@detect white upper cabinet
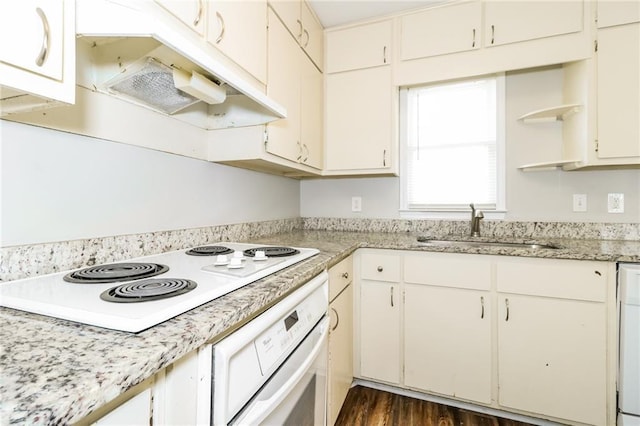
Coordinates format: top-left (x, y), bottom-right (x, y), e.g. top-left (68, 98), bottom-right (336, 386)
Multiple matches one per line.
top-left (300, 54), bottom-right (323, 169)
top-left (0, 0), bottom-right (75, 110)
top-left (207, 0), bottom-right (268, 84)
top-left (325, 20), bottom-right (392, 73)
top-left (269, 0), bottom-right (323, 69)
top-left (597, 0), bottom-right (640, 28)
top-left (300, 2), bottom-right (323, 70)
top-left (266, 8), bottom-right (302, 164)
top-left (596, 22), bottom-right (640, 160)
top-left (484, 1), bottom-right (584, 47)
top-left (154, 0), bottom-right (206, 35)
top-left (400, 1), bottom-right (482, 60)
top-left (0, 0), bottom-right (64, 80)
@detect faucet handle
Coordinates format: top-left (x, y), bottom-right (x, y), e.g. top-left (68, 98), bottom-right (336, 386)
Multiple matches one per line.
top-left (476, 210), bottom-right (484, 218)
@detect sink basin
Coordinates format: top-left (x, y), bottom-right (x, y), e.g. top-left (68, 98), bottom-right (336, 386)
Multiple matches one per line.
top-left (416, 238), bottom-right (559, 250)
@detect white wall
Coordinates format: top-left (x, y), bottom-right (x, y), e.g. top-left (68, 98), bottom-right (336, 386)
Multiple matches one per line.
top-left (301, 67), bottom-right (640, 223)
top-left (0, 121), bottom-right (300, 246)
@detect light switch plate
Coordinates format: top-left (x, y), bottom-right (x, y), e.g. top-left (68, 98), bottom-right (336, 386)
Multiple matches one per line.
top-left (608, 193), bottom-right (624, 213)
top-left (573, 194), bottom-right (587, 212)
top-left (351, 196), bottom-right (362, 212)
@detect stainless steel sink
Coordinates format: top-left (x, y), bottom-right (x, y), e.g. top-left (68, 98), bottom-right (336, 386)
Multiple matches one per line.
top-left (416, 238), bottom-right (559, 250)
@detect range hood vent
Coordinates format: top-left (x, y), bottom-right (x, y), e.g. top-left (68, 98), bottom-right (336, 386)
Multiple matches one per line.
top-left (75, 0), bottom-right (286, 129)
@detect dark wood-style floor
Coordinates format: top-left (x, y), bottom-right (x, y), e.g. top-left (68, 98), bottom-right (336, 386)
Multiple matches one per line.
top-left (335, 386), bottom-right (535, 426)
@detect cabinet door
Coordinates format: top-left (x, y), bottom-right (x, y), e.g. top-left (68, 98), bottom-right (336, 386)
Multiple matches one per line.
top-left (497, 295), bottom-right (607, 425)
top-left (154, 0), bottom-right (205, 35)
top-left (325, 66), bottom-right (393, 171)
top-left (404, 284), bottom-right (491, 404)
top-left (400, 1), bottom-right (482, 61)
top-left (208, 0), bottom-right (267, 84)
top-left (596, 23), bottom-right (640, 159)
top-left (359, 280), bottom-right (400, 384)
top-left (0, 0), bottom-right (64, 80)
top-left (597, 0), bottom-right (640, 28)
top-left (268, 0), bottom-right (301, 40)
top-left (328, 283), bottom-right (353, 425)
top-left (484, 1), bottom-right (583, 47)
top-left (93, 388), bottom-right (152, 425)
top-left (266, 8), bottom-right (301, 162)
top-left (326, 20), bottom-right (392, 73)
top-left (300, 54), bottom-right (323, 169)
top-left (301, 1), bottom-right (323, 70)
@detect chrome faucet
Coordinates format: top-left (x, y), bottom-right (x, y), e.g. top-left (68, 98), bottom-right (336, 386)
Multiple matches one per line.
top-left (470, 203), bottom-right (484, 237)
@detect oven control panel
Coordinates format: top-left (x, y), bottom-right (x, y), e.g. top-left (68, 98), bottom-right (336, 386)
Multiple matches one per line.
top-left (254, 285), bottom-right (326, 376)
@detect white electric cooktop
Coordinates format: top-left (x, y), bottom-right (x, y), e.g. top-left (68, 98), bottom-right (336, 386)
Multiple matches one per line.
top-left (0, 242), bottom-right (319, 332)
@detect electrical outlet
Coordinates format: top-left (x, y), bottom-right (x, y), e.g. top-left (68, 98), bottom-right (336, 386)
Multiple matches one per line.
top-left (573, 194), bottom-right (587, 212)
top-left (351, 196), bottom-right (362, 212)
top-left (608, 193), bottom-right (624, 213)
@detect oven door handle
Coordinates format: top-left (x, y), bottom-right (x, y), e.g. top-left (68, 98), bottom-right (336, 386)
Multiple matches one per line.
top-left (234, 317), bottom-right (329, 425)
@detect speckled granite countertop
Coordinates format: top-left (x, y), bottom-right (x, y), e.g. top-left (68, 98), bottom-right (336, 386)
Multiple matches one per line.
top-left (1, 230), bottom-right (639, 425)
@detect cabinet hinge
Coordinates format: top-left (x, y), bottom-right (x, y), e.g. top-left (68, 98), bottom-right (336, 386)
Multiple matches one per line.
top-left (595, 139), bottom-right (599, 152)
top-left (264, 130), bottom-right (268, 148)
top-left (594, 40), bottom-right (598, 52)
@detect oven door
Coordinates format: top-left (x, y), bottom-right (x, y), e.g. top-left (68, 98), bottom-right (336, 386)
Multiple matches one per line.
top-left (231, 316), bottom-right (329, 426)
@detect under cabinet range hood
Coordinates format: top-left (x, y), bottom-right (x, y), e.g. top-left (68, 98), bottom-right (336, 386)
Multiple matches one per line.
top-left (74, 0), bottom-right (286, 129)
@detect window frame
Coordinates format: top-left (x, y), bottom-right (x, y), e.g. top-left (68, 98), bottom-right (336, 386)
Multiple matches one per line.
top-left (399, 73), bottom-right (506, 219)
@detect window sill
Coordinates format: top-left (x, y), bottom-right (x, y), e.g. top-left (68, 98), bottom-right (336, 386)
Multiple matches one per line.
top-left (399, 210), bottom-right (507, 220)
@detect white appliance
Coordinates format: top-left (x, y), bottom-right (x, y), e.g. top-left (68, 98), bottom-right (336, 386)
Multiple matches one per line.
top-left (619, 263), bottom-right (640, 425)
top-left (199, 272), bottom-right (328, 426)
top-left (0, 242), bottom-right (319, 333)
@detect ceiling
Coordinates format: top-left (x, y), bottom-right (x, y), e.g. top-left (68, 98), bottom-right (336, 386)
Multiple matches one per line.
top-left (308, 0), bottom-right (444, 28)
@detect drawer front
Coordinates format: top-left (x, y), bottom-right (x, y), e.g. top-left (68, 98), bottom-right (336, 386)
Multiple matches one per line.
top-left (360, 251), bottom-right (401, 282)
top-left (496, 258), bottom-right (609, 302)
top-left (329, 255), bottom-right (353, 301)
top-left (404, 252), bottom-right (492, 291)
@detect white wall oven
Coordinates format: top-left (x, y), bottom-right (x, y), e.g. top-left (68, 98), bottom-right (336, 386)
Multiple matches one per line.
top-left (198, 272), bottom-right (329, 425)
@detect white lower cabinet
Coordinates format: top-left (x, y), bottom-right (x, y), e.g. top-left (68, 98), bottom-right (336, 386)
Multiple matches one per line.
top-left (404, 285), bottom-right (491, 404)
top-left (357, 250), bottom-right (402, 384)
top-left (328, 256), bottom-right (354, 425)
top-left (403, 251), bottom-right (492, 404)
top-left (496, 257), bottom-right (610, 425)
top-left (328, 283), bottom-right (353, 425)
top-left (355, 249), bottom-right (616, 426)
top-left (359, 280), bottom-right (401, 384)
top-left (91, 387), bottom-right (152, 426)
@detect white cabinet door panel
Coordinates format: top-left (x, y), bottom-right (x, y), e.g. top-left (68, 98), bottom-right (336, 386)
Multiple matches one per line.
top-left (326, 20), bottom-right (392, 73)
top-left (400, 1), bottom-right (482, 60)
top-left (485, 1), bottom-right (583, 47)
top-left (404, 284), bottom-right (491, 404)
top-left (497, 294), bottom-right (607, 425)
top-left (359, 280), bottom-right (400, 384)
top-left (325, 66), bottom-right (393, 171)
top-left (597, 23), bottom-right (640, 159)
top-left (0, 0), bottom-right (64, 80)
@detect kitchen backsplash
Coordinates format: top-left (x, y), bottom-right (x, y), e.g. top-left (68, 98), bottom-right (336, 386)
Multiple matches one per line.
top-left (302, 218), bottom-right (640, 241)
top-left (1, 218), bottom-right (638, 282)
top-left (0, 218), bottom-right (302, 282)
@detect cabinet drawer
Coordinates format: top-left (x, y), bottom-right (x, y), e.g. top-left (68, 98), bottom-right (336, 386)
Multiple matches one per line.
top-left (404, 252), bottom-right (491, 291)
top-left (329, 255), bottom-right (353, 301)
top-left (360, 251), bottom-right (401, 282)
top-left (496, 258), bottom-right (609, 302)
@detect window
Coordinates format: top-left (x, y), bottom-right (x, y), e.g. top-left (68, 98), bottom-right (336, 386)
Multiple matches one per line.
top-left (400, 75), bottom-right (505, 216)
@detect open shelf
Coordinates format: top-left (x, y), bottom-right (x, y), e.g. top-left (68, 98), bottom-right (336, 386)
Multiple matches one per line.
top-left (518, 159), bottom-right (582, 172)
top-left (517, 104), bottom-right (582, 123)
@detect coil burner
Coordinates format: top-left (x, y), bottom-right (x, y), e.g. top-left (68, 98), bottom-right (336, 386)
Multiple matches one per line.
top-left (186, 246), bottom-right (234, 256)
top-left (64, 263), bottom-right (169, 283)
top-left (243, 247), bottom-right (300, 258)
top-left (100, 278), bottom-right (197, 303)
